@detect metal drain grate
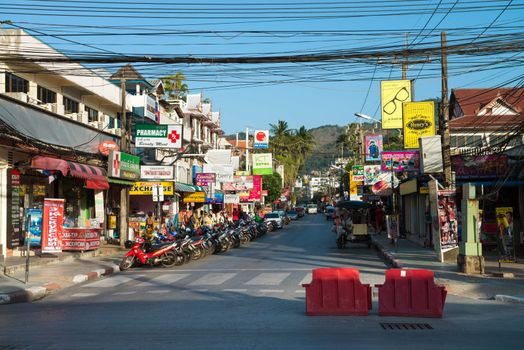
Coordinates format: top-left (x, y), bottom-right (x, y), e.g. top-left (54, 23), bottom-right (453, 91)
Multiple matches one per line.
top-left (381, 323), bottom-right (433, 330)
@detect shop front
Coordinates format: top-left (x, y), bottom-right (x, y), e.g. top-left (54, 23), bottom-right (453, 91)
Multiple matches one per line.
top-left (129, 181), bottom-right (175, 235)
top-left (400, 178), bottom-right (430, 247)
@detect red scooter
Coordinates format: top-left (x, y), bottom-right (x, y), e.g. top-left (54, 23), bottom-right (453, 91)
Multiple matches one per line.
top-left (119, 237), bottom-right (178, 271)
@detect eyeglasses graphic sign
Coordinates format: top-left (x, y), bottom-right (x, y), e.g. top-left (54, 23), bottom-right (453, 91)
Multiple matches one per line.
top-left (380, 80), bottom-right (412, 129)
top-left (402, 101), bottom-right (436, 149)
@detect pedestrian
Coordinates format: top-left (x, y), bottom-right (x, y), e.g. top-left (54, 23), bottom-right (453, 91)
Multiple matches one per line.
top-left (497, 213), bottom-right (508, 257)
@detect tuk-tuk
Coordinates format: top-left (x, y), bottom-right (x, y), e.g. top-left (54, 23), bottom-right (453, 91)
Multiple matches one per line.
top-left (334, 200), bottom-right (374, 249)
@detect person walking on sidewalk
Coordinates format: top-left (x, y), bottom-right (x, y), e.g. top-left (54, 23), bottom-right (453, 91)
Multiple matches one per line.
top-left (497, 213), bottom-right (509, 258)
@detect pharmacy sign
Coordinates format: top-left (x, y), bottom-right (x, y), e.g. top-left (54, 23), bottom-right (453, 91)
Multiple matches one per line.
top-left (135, 124), bottom-right (183, 149)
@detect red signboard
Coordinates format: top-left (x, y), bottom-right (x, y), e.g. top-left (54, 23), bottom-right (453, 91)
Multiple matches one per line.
top-left (42, 198), bottom-right (65, 253)
top-left (62, 228), bottom-right (101, 251)
top-left (248, 175), bottom-right (262, 202)
top-left (98, 140), bottom-right (119, 156)
top-left (451, 155), bottom-right (508, 179)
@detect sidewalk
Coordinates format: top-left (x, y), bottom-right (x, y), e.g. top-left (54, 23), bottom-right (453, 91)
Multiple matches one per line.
top-left (0, 245), bottom-right (125, 305)
top-left (371, 233), bottom-right (524, 303)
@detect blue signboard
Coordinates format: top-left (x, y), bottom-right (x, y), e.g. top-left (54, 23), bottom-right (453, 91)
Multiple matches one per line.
top-left (25, 208), bottom-right (43, 247)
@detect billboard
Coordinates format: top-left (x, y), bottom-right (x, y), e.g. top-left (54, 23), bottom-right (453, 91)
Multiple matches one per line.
top-left (402, 101), bottom-right (436, 149)
top-left (252, 153), bottom-right (273, 175)
top-left (381, 151), bottom-right (420, 172)
top-left (108, 151), bottom-right (140, 180)
top-left (351, 165), bottom-right (364, 182)
top-left (365, 134), bottom-right (383, 161)
top-left (381, 80), bottom-right (411, 129)
top-left (253, 130), bottom-right (269, 149)
top-left (195, 173), bottom-right (216, 186)
top-left (135, 124), bottom-right (183, 149)
top-left (364, 165), bottom-right (381, 185)
top-left (140, 165), bottom-right (174, 180)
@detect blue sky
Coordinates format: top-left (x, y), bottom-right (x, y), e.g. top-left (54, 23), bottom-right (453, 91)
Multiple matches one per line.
top-left (2, 0), bottom-right (523, 134)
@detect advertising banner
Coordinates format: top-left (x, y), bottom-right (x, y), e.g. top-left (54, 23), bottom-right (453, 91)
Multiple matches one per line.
top-left (451, 155), bottom-right (507, 179)
top-left (252, 153), bottom-right (273, 175)
top-left (248, 175), bottom-right (262, 202)
top-left (140, 165), bottom-right (174, 180)
top-left (496, 207), bottom-right (514, 235)
top-left (351, 165), bottom-right (364, 182)
top-left (135, 124), bottom-right (183, 149)
top-left (25, 208), bottom-right (43, 247)
top-left (183, 192), bottom-right (206, 203)
top-left (195, 173), bottom-right (216, 186)
top-left (364, 165), bottom-right (381, 185)
top-left (206, 192), bottom-right (224, 204)
top-left (381, 80), bottom-right (411, 129)
top-left (108, 150), bottom-right (140, 180)
top-left (371, 172), bottom-right (399, 196)
top-left (42, 198), bottom-right (65, 253)
top-left (437, 190), bottom-right (459, 250)
top-left (130, 182), bottom-right (174, 195)
top-left (62, 228), bottom-right (101, 251)
top-left (365, 134), bottom-right (383, 161)
top-left (381, 151), bottom-right (420, 172)
top-left (224, 194), bottom-right (240, 204)
top-left (9, 169), bottom-right (21, 248)
top-left (402, 101), bottom-right (436, 149)
top-left (254, 130), bottom-right (269, 149)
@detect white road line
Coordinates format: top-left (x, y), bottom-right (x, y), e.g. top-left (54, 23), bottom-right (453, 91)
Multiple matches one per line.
top-left (222, 289), bottom-right (248, 293)
top-left (299, 273), bottom-right (312, 286)
top-left (146, 290), bottom-right (170, 294)
top-left (245, 273), bottom-right (290, 286)
top-left (259, 289), bottom-right (284, 293)
top-left (136, 274), bottom-right (189, 287)
top-left (71, 293), bottom-right (98, 298)
top-left (189, 273), bottom-right (237, 286)
top-left (112, 291), bottom-right (137, 296)
top-left (192, 289), bottom-right (209, 292)
top-left (295, 290), bottom-right (305, 293)
top-left (82, 275), bottom-right (144, 288)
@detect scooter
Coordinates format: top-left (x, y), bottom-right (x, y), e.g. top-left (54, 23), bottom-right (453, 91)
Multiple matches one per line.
top-left (119, 237), bottom-right (177, 271)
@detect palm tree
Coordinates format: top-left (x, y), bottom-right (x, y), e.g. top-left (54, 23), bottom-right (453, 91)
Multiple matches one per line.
top-left (161, 71), bottom-right (189, 99)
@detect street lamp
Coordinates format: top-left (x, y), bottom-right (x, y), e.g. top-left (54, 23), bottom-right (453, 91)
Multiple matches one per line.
top-left (354, 113), bottom-right (381, 123)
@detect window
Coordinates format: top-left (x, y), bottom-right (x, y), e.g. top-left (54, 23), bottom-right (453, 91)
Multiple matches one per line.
top-left (85, 106), bottom-right (99, 122)
top-left (5, 73), bottom-right (28, 93)
top-left (464, 135), bottom-right (482, 148)
top-left (37, 85), bottom-right (56, 104)
top-left (63, 96), bottom-right (79, 114)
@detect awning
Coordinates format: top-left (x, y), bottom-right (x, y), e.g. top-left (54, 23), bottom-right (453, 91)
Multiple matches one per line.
top-left (190, 185), bottom-right (206, 192)
top-left (175, 182), bottom-right (195, 193)
top-left (31, 156), bottom-right (109, 190)
top-left (108, 178), bottom-right (136, 186)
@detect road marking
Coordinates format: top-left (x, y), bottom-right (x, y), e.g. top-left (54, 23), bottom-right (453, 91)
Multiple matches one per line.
top-left (192, 289), bottom-right (209, 292)
top-left (222, 289), bottom-right (247, 293)
top-left (71, 293), bottom-right (97, 298)
top-left (189, 273), bottom-right (237, 286)
top-left (146, 290), bottom-right (170, 294)
top-left (299, 273), bottom-right (312, 286)
top-left (259, 289), bottom-right (284, 293)
top-left (112, 291), bottom-right (137, 296)
top-left (295, 290), bottom-right (305, 293)
top-left (82, 275), bottom-right (144, 288)
top-left (245, 273), bottom-right (290, 285)
top-left (136, 274), bottom-right (189, 287)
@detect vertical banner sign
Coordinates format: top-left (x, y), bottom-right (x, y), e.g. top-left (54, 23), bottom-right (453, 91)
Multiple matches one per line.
top-left (252, 153), bottom-right (273, 175)
top-left (25, 208), bottom-right (43, 247)
top-left (253, 130), bottom-right (269, 149)
top-left (365, 134), bottom-right (383, 161)
top-left (402, 101), bottom-right (436, 149)
top-left (381, 80), bottom-right (411, 129)
top-left (42, 198), bottom-right (65, 253)
top-left (248, 175), bottom-right (262, 201)
top-left (8, 169), bottom-right (21, 248)
top-left (94, 190), bottom-right (105, 224)
top-left (351, 165), bottom-right (364, 181)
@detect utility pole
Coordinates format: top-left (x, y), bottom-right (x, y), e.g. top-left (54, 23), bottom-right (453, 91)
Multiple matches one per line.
top-left (119, 78), bottom-right (128, 247)
top-left (402, 32), bottom-right (408, 80)
top-left (440, 32), bottom-right (452, 186)
top-left (245, 127), bottom-right (249, 172)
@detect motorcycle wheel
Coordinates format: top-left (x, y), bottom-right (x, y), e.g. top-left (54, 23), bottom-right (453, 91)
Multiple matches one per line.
top-left (161, 252), bottom-right (177, 267)
top-left (191, 247), bottom-right (203, 260)
top-left (174, 252), bottom-right (185, 266)
top-left (119, 256), bottom-right (135, 271)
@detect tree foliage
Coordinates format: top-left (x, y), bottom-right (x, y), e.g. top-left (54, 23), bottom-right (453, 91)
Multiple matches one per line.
top-left (161, 71), bottom-right (189, 99)
top-left (262, 172), bottom-right (283, 204)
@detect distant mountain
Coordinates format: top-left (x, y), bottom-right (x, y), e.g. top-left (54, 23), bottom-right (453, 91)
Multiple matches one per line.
top-left (302, 125), bottom-right (346, 173)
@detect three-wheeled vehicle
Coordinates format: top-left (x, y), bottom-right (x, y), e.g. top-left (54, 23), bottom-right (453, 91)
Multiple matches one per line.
top-left (334, 200), bottom-right (373, 249)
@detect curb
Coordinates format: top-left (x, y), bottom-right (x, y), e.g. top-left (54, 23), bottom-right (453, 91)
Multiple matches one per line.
top-left (371, 235), bottom-right (402, 269)
top-left (0, 264), bottom-right (120, 306)
top-left (494, 294), bottom-right (524, 304)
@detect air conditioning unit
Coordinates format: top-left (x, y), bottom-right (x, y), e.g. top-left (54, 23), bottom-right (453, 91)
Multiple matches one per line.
top-left (5, 92), bottom-right (29, 103)
top-left (97, 121), bottom-right (105, 130)
top-left (66, 112), bottom-right (77, 120)
top-left (114, 128), bottom-right (122, 136)
top-left (88, 121), bottom-right (99, 129)
top-left (77, 111), bottom-right (88, 124)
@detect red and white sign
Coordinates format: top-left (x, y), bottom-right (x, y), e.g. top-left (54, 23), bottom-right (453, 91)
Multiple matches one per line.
top-left (254, 130), bottom-right (269, 149)
top-left (42, 198), bottom-right (64, 253)
top-left (109, 150), bottom-right (121, 178)
top-left (98, 140), bottom-right (119, 156)
top-left (62, 228), bottom-right (101, 251)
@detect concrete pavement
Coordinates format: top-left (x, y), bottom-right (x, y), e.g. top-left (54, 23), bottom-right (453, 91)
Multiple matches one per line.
top-left (371, 233), bottom-right (524, 303)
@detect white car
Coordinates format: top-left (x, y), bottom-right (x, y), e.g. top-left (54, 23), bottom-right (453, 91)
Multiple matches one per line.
top-left (307, 204), bottom-right (318, 214)
top-left (264, 212), bottom-right (284, 229)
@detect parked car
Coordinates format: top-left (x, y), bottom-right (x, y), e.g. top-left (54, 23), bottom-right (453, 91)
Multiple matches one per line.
top-left (325, 206), bottom-right (335, 220)
top-left (264, 212), bottom-right (284, 229)
top-left (277, 210), bottom-right (291, 225)
top-left (295, 207), bottom-right (305, 217)
top-left (287, 210), bottom-right (299, 220)
top-left (307, 204), bottom-right (318, 214)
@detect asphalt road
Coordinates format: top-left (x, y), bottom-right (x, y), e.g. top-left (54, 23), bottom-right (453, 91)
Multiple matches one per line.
top-left (1, 214), bottom-right (523, 349)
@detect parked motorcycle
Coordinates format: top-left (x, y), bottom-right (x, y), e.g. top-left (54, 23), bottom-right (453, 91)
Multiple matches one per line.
top-left (119, 237), bottom-right (177, 271)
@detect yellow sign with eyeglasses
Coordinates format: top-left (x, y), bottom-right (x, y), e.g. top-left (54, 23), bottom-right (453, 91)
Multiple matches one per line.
top-left (381, 80), bottom-right (411, 129)
top-left (402, 101), bottom-right (436, 149)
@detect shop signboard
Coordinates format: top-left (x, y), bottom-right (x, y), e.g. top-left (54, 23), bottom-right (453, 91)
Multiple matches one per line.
top-left (135, 124), bottom-right (183, 149)
top-left (183, 191), bottom-right (206, 203)
top-left (364, 165), bottom-right (381, 185)
top-left (62, 228), bottom-right (101, 251)
top-left (248, 175), bottom-right (262, 202)
top-left (253, 130), bottom-right (269, 149)
top-left (8, 169), bottom-right (21, 248)
top-left (206, 192), bottom-right (224, 204)
top-left (437, 190), bottom-right (459, 250)
top-left (130, 181), bottom-right (174, 195)
top-left (496, 207), bottom-right (514, 236)
top-left (365, 134), bottom-right (383, 161)
top-left (252, 153), bottom-right (273, 175)
top-left (196, 173), bottom-right (216, 186)
top-left (371, 172), bottom-right (399, 196)
top-left (94, 190), bottom-right (105, 224)
top-left (108, 150), bottom-right (140, 180)
top-left (351, 165), bottom-right (364, 182)
top-left (451, 155), bottom-right (507, 179)
top-left (402, 101), bottom-right (436, 149)
top-left (140, 165), bottom-right (174, 180)
top-left (41, 198), bottom-right (65, 254)
top-left (224, 194), bottom-right (240, 204)
top-left (98, 140), bottom-right (119, 156)
top-left (381, 79), bottom-right (411, 129)
top-left (381, 151), bottom-right (420, 172)
top-left (25, 208), bottom-right (42, 247)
